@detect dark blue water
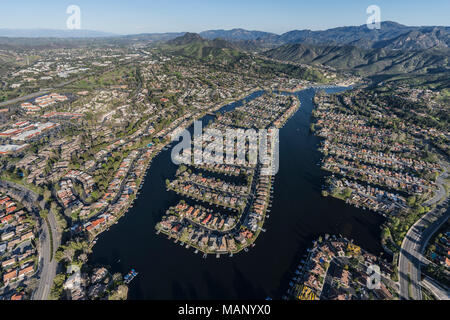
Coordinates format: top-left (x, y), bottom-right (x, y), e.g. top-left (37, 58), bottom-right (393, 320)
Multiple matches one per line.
top-left (89, 88), bottom-right (385, 299)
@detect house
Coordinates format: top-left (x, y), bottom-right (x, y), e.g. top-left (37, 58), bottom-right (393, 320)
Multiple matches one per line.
top-left (1, 215), bottom-right (14, 224)
top-left (64, 270), bottom-right (82, 290)
top-left (3, 269), bottom-right (17, 283)
top-left (1, 231), bottom-right (15, 241)
top-left (10, 292), bottom-right (25, 300)
top-left (2, 257), bottom-right (16, 268)
top-left (18, 265), bottom-right (34, 278)
top-left (21, 231), bottom-right (34, 241)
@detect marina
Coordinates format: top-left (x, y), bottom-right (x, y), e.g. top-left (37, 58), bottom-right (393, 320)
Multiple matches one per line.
top-left (89, 87), bottom-right (384, 299)
top-left (124, 269), bottom-right (138, 284)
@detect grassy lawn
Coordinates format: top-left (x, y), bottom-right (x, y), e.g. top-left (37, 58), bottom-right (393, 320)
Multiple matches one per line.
top-left (0, 172), bottom-right (44, 196)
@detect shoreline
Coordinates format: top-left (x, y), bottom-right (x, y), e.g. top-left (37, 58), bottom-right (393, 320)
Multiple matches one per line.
top-left (86, 85), bottom-right (387, 300)
top-left (87, 86), bottom-right (343, 257)
top-left (85, 87), bottom-right (267, 252)
top-left (154, 94), bottom-right (300, 257)
top-left (86, 85), bottom-right (341, 257)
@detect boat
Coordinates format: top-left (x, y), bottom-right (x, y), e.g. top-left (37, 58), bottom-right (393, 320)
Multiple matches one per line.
top-left (123, 269), bottom-right (138, 284)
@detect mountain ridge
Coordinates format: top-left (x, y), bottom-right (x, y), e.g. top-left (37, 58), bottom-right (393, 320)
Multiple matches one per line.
top-left (161, 33), bottom-right (244, 62)
top-left (262, 42), bottom-right (450, 76)
top-left (2, 21), bottom-right (449, 51)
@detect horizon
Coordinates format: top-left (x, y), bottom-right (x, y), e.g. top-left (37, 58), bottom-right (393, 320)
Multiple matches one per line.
top-left (0, 20), bottom-right (449, 38)
top-left (0, 0), bottom-right (449, 35)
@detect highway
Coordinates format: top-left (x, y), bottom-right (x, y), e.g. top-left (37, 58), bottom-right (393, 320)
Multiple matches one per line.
top-left (398, 164), bottom-right (448, 300)
top-left (0, 89), bottom-right (51, 108)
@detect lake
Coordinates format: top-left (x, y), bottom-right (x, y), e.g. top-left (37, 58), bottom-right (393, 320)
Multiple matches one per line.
top-left (89, 87), bottom-right (385, 299)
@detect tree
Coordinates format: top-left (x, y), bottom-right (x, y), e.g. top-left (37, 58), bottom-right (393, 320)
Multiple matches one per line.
top-left (113, 273), bottom-right (122, 284)
top-left (43, 188), bottom-right (52, 202)
top-left (407, 196), bottom-right (416, 207)
top-left (413, 205), bottom-right (425, 215)
top-left (49, 274), bottom-right (66, 300)
top-left (40, 209), bottom-right (49, 219)
top-left (342, 188), bottom-right (353, 199)
top-left (50, 202), bottom-right (59, 214)
top-left (381, 227), bottom-right (391, 241)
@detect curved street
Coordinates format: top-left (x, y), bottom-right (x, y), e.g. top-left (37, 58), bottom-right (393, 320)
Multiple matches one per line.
top-left (398, 164), bottom-right (449, 300)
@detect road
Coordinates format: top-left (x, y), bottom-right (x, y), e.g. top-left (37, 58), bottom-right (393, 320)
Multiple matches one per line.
top-left (0, 179), bottom-right (60, 300)
top-left (0, 89), bottom-right (51, 108)
top-left (398, 164), bottom-right (448, 300)
top-left (421, 275), bottom-right (450, 300)
top-left (33, 204), bottom-right (60, 300)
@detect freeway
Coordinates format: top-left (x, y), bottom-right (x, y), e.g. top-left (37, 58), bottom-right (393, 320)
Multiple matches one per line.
top-left (399, 164), bottom-right (449, 300)
top-left (0, 89), bottom-right (51, 108)
top-left (0, 179), bottom-right (60, 300)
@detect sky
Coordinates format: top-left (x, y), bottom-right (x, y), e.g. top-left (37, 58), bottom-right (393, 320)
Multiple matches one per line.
top-left (0, 0), bottom-right (449, 35)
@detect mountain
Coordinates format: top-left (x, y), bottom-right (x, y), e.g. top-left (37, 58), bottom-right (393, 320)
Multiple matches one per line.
top-left (199, 22), bottom-right (450, 51)
top-left (263, 43), bottom-right (450, 76)
top-left (161, 33), bottom-right (327, 82)
top-left (276, 21), bottom-right (414, 46)
top-left (163, 33), bottom-right (244, 62)
top-left (0, 28), bottom-right (117, 38)
top-left (200, 28), bottom-right (277, 41)
top-left (372, 27), bottom-right (450, 50)
top-left (167, 33), bottom-right (205, 46)
top-left (121, 32), bottom-right (185, 42)
top-left (2, 22), bottom-right (449, 50)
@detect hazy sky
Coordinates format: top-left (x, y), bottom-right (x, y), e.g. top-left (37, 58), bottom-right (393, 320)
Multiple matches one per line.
top-left (0, 0), bottom-right (448, 34)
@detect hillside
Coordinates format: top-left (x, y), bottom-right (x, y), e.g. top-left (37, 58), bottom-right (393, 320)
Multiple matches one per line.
top-left (161, 33), bottom-right (245, 62)
top-left (263, 43), bottom-right (450, 76)
top-left (159, 33), bottom-right (327, 82)
top-left (372, 28), bottom-right (450, 50)
top-left (200, 28), bottom-right (278, 42)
